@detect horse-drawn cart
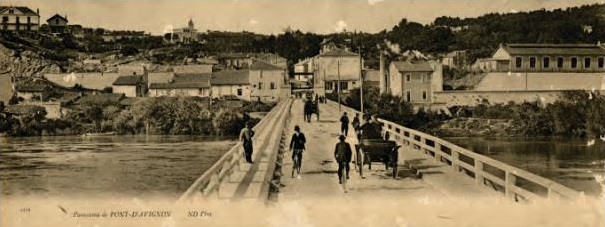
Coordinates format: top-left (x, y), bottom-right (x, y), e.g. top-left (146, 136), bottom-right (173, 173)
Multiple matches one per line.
top-left (355, 139), bottom-right (401, 179)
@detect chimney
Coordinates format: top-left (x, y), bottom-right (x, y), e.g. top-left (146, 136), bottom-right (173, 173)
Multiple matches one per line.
top-left (36, 8), bottom-right (39, 15)
top-left (379, 51), bottom-right (386, 94)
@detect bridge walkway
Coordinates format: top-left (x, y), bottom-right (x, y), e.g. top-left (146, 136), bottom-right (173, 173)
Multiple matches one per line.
top-left (277, 99), bottom-right (496, 201)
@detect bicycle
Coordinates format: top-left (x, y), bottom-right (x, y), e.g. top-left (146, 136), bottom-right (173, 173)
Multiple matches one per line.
top-left (292, 149), bottom-right (302, 178)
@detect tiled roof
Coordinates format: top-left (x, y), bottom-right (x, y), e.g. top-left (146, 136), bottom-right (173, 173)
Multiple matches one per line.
top-left (147, 72), bottom-right (174, 86)
top-left (173, 64), bottom-right (213, 74)
top-left (16, 84), bottom-right (49, 92)
top-left (295, 58), bottom-right (313, 66)
top-left (74, 93), bottom-right (125, 105)
top-left (211, 70), bottom-right (249, 85)
top-left (445, 50), bottom-right (467, 58)
top-left (319, 48), bottom-right (359, 57)
top-left (57, 92), bottom-right (80, 104)
top-left (4, 105), bottom-right (46, 115)
top-left (392, 61), bottom-right (434, 72)
top-left (45, 73), bottom-right (120, 90)
top-left (47, 14), bottom-right (68, 23)
top-left (149, 73), bottom-right (210, 89)
top-left (249, 60), bottom-right (283, 70)
top-left (0, 6), bottom-right (38, 15)
top-left (113, 75), bottom-right (143, 86)
top-left (217, 53), bottom-right (251, 59)
top-left (501, 43), bottom-right (605, 56)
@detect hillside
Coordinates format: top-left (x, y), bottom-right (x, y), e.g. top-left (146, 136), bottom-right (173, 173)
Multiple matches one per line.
top-left (1, 3), bottom-right (603, 76)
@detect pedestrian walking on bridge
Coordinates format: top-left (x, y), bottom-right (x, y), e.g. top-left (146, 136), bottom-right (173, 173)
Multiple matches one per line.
top-left (239, 122), bottom-right (255, 163)
top-left (340, 112), bottom-right (349, 136)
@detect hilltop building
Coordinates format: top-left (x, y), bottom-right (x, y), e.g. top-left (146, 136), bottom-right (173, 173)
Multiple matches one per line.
top-left (46, 14), bottom-right (68, 34)
top-left (171, 19), bottom-right (198, 44)
top-left (0, 6), bottom-right (40, 32)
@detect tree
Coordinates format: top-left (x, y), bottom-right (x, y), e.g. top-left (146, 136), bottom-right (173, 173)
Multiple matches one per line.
top-left (120, 46), bottom-right (139, 56)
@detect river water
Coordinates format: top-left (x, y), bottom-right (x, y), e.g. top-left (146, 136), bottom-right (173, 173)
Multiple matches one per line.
top-left (446, 137), bottom-right (605, 197)
top-left (0, 135), bottom-right (236, 199)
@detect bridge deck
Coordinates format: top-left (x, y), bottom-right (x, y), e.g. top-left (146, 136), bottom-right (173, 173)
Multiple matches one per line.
top-left (278, 99), bottom-right (497, 201)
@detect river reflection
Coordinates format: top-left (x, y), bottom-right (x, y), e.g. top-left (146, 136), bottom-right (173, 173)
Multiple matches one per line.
top-left (0, 135), bottom-right (236, 199)
top-left (446, 137), bottom-right (605, 197)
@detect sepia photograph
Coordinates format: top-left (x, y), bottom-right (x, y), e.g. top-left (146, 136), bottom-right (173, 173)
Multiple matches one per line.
top-left (0, 0), bottom-right (604, 226)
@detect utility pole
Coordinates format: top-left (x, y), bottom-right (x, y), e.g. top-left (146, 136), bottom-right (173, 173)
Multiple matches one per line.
top-left (338, 58), bottom-right (341, 111)
top-left (359, 45), bottom-right (364, 115)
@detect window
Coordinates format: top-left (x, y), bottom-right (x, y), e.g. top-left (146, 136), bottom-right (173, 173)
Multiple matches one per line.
top-left (571, 57), bottom-right (578, 68)
top-left (515, 57), bottom-right (522, 68)
top-left (27, 17), bottom-right (31, 24)
top-left (406, 91), bottom-right (411, 102)
top-left (405, 74), bottom-right (411, 83)
top-left (557, 57), bottom-right (564, 68)
top-left (8, 9), bottom-right (14, 14)
top-left (258, 82), bottom-right (263, 89)
top-left (55, 19), bottom-right (59, 24)
top-left (2, 16), bottom-right (8, 22)
top-left (270, 82), bottom-right (276, 90)
top-left (15, 17), bottom-right (19, 24)
top-left (598, 57), bottom-right (604, 68)
top-left (584, 57), bottom-right (591, 68)
top-left (421, 74), bottom-right (427, 82)
top-left (529, 57), bottom-right (536, 68)
top-left (422, 90), bottom-right (427, 100)
top-left (326, 82), bottom-right (333, 90)
top-left (543, 57), bottom-right (550, 68)
top-left (237, 89), bottom-right (243, 96)
top-left (340, 81), bottom-right (348, 91)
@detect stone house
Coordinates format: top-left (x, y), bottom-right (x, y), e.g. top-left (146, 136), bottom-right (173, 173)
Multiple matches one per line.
top-left (47, 14), bottom-right (68, 34)
top-left (112, 75), bottom-right (146, 97)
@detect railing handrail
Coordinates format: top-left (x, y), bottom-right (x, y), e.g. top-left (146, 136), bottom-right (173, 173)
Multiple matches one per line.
top-left (178, 100), bottom-right (288, 201)
top-left (329, 100), bottom-right (582, 202)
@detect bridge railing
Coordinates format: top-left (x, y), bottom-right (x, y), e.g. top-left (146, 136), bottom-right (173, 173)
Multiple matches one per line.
top-left (178, 100), bottom-right (290, 202)
top-left (330, 100), bottom-right (582, 202)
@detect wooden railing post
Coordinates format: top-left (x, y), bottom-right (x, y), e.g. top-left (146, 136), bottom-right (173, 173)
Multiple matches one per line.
top-left (434, 143), bottom-right (442, 162)
top-left (505, 171), bottom-right (517, 201)
top-left (452, 151), bottom-right (460, 172)
top-left (475, 160), bottom-right (484, 186)
top-left (419, 137), bottom-right (427, 155)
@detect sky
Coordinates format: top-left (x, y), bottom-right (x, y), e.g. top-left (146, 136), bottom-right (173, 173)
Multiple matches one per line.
top-left (2, 0), bottom-right (603, 35)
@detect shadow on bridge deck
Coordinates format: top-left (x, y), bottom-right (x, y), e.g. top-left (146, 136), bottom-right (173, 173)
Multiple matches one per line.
top-left (277, 99), bottom-right (498, 201)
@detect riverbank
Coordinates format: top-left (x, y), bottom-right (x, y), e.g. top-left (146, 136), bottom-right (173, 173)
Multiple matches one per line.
top-left (0, 98), bottom-right (275, 137)
top-left (332, 88), bottom-right (605, 139)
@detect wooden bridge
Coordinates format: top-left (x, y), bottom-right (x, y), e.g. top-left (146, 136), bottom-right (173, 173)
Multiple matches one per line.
top-left (178, 98), bottom-right (584, 206)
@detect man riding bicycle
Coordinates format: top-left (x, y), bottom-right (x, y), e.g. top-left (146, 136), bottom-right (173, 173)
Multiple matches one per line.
top-left (289, 125), bottom-right (306, 178)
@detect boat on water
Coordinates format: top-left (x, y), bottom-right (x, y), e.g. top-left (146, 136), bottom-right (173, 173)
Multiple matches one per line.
top-left (81, 132), bottom-right (117, 137)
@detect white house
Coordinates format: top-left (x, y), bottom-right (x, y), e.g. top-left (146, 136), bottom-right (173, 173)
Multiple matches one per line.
top-left (210, 70), bottom-right (251, 101)
top-left (149, 73), bottom-right (210, 97)
top-left (0, 6), bottom-right (39, 32)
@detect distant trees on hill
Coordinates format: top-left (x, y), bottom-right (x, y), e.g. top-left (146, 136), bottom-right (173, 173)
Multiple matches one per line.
top-left (192, 4), bottom-right (604, 69)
